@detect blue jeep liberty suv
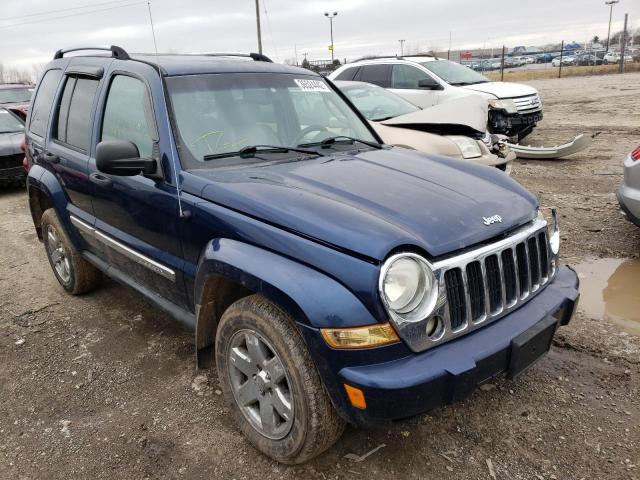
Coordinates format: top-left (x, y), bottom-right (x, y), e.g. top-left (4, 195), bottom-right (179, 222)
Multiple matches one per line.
top-left (25, 46), bottom-right (579, 464)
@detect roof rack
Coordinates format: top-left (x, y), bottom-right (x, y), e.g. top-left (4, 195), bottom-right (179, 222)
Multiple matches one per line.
top-left (351, 53), bottom-right (437, 63)
top-left (53, 45), bottom-right (130, 60)
top-left (194, 52), bottom-right (273, 62)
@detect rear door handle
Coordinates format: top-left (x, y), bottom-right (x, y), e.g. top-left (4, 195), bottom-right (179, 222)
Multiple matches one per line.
top-left (89, 172), bottom-right (113, 188)
top-left (39, 151), bottom-right (59, 164)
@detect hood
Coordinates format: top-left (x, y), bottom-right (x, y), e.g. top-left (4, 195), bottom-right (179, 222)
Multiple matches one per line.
top-left (0, 131), bottom-right (24, 157)
top-left (381, 95), bottom-right (488, 134)
top-left (189, 149), bottom-right (537, 261)
top-left (461, 81), bottom-right (537, 99)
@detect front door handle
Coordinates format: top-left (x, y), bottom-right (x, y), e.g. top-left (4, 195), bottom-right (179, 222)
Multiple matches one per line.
top-left (39, 151), bottom-right (59, 164)
top-left (89, 172), bottom-right (113, 188)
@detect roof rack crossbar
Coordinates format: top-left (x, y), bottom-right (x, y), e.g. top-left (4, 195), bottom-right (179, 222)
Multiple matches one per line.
top-left (194, 52), bottom-right (273, 62)
top-left (53, 45), bottom-right (130, 60)
top-left (351, 53), bottom-right (437, 63)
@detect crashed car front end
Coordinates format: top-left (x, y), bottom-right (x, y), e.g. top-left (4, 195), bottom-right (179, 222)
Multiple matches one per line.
top-left (488, 94), bottom-right (544, 139)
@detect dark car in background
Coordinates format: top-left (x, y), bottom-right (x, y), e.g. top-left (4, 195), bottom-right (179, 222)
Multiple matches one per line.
top-left (0, 107), bottom-right (26, 186)
top-left (575, 53), bottom-right (603, 66)
top-left (0, 83), bottom-right (34, 120)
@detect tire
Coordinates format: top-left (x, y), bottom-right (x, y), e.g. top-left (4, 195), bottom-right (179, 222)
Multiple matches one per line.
top-left (215, 294), bottom-right (345, 464)
top-left (41, 208), bottom-right (101, 294)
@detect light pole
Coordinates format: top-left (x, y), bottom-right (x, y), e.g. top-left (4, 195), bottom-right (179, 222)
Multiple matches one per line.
top-left (324, 11), bottom-right (338, 63)
top-left (604, 0), bottom-right (619, 53)
top-left (255, 0), bottom-right (262, 54)
top-left (399, 39), bottom-right (405, 56)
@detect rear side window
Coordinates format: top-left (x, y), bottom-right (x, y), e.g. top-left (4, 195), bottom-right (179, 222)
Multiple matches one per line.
top-left (101, 75), bottom-right (155, 158)
top-left (333, 67), bottom-right (359, 81)
top-left (29, 69), bottom-right (62, 137)
top-left (354, 64), bottom-right (392, 88)
top-left (391, 65), bottom-right (431, 89)
top-left (54, 76), bottom-right (100, 152)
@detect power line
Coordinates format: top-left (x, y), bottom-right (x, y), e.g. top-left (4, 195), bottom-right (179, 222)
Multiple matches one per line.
top-left (0, 0), bottom-right (138, 22)
top-left (0, 1), bottom-right (147, 30)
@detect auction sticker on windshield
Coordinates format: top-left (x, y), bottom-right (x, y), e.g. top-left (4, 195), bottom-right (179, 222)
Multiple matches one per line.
top-left (294, 79), bottom-right (330, 92)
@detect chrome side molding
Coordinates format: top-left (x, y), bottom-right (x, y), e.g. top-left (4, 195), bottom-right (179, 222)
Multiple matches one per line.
top-left (69, 215), bottom-right (176, 282)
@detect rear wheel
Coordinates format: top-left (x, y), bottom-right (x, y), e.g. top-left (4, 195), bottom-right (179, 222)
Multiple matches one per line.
top-left (41, 209), bottom-right (101, 294)
top-left (215, 295), bottom-right (345, 464)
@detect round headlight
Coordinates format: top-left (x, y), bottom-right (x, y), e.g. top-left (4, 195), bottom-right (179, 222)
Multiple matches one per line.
top-left (380, 254), bottom-right (437, 319)
top-left (383, 257), bottom-right (424, 312)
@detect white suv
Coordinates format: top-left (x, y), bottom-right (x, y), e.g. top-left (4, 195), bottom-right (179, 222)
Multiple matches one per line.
top-left (329, 55), bottom-right (543, 140)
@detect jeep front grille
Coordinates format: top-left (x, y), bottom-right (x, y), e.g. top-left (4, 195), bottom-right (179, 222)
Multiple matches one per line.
top-left (441, 226), bottom-right (552, 331)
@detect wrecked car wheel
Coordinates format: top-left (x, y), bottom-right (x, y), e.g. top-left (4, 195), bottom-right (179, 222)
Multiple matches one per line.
top-left (41, 209), bottom-right (101, 294)
top-left (216, 295), bottom-right (345, 464)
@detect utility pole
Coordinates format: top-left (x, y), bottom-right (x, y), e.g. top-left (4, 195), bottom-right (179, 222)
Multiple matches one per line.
top-left (255, 0), bottom-right (262, 54)
top-left (398, 39), bottom-right (405, 56)
top-left (604, 0), bottom-right (619, 53)
top-left (324, 11), bottom-right (338, 63)
top-left (620, 13), bottom-right (628, 73)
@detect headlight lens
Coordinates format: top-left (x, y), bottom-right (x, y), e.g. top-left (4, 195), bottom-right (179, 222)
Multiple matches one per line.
top-left (447, 136), bottom-right (483, 159)
top-left (538, 209), bottom-right (560, 255)
top-left (488, 98), bottom-right (518, 114)
top-left (380, 254), bottom-right (438, 320)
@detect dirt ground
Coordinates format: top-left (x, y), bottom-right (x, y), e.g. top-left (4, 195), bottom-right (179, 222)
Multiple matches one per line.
top-left (1, 72), bottom-right (639, 480)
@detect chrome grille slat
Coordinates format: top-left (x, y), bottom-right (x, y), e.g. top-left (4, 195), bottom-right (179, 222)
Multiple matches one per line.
top-left (440, 220), bottom-right (554, 344)
top-left (511, 94), bottom-right (542, 113)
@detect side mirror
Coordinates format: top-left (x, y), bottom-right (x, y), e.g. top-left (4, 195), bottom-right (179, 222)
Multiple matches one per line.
top-left (418, 78), bottom-right (443, 90)
top-left (96, 140), bottom-right (157, 177)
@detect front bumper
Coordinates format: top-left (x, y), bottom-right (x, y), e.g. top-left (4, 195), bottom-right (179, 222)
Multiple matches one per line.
top-left (306, 265), bottom-right (579, 426)
top-left (489, 110), bottom-right (543, 137)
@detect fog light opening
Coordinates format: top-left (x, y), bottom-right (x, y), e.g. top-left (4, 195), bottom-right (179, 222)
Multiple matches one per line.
top-left (426, 315), bottom-right (445, 340)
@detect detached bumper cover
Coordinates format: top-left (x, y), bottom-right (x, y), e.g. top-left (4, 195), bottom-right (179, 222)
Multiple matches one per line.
top-left (331, 266), bottom-right (579, 425)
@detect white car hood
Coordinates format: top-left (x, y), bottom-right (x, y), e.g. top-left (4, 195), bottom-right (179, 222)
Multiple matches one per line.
top-left (461, 81), bottom-right (537, 99)
top-left (381, 94), bottom-right (487, 133)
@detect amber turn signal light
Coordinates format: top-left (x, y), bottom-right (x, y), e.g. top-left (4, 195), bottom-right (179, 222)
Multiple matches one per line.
top-left (344, 384), bottom-right (367, 409)
top-left (321, 323), bottom-right (400, 349)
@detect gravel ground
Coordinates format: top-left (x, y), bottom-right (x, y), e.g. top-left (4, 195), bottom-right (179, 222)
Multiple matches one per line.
top-left (1, 72), bottom-right (639, 480)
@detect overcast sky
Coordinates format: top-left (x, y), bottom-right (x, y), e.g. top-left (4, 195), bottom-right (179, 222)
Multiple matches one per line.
top-left (1, 0), bottom-right (639, 70)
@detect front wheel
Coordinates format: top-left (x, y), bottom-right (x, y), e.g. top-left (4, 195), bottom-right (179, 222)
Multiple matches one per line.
top-left (215, 295), bottom-right (345, 464)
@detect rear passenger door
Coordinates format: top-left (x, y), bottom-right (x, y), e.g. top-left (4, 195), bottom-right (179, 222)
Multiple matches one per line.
top-left (46, 71), bottom-right (103, 221)
top-left (353, 64), bottom-right (392, 88)
top-left (389, 64), bottom-right (439, 107)
top-left (88, 69), bottom-right (188, 309)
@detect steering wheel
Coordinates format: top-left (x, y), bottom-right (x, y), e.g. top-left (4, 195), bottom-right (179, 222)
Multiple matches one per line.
top-left (292, 125), bottom-right (329, 146)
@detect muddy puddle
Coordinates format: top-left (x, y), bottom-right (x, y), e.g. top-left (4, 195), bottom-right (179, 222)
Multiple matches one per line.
top-left (573, 258), bottom-right (640, 336)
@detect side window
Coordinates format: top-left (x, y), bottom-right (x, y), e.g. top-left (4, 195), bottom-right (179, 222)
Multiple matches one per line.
top-left (54, 76), bottom-right (100, 152)
top-left (101, 75), bottom-right (155, 158)
top-left (29, 69), bottom-right (62, 137)
top-left (333, 67), bottom-right (359, 81)
top-left (391, 65), bottom-right (431, 89)
top-left (354, 64), bottom-right (392, 88)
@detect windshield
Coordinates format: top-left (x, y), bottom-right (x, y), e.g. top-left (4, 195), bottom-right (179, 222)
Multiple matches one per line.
top-left (167, 73), bottom-right (377, 169)
top-left (0, 109), bottom-right (24, 133)
top-left (340, 82), bottom-right (419, 121)
top-left (0, 87), bottom-right (33, 104)
top-left (420, 60), bottom-right (488, 86)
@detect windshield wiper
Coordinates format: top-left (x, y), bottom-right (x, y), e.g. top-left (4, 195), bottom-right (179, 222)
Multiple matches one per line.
top-left (302, 136), bottom-right (383, 149)
top-left (371, 115), bottom-right (396, 122)
top-left (203, 144), bottom-right (324, 161)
